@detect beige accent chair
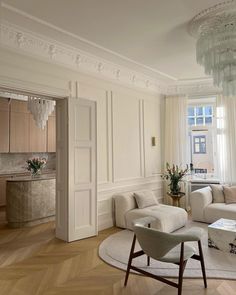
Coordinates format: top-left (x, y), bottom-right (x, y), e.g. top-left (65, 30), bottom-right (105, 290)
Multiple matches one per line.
top-left (124, 217), bottom-right (207, 295)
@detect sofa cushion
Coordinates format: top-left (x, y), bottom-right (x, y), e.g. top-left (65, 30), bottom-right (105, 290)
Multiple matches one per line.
top-left (125, 204), bottom-right (188, 232)
top-left (223, 186), bottom-right (236, 204)
top-left (210, 184), bottom-right (225, 203)
top-left (114, 192), bottom-right (137, 228)
top-left (204, 203), bottom-right (236, 223)
top-left (133, 190), bottom-right (158, 209)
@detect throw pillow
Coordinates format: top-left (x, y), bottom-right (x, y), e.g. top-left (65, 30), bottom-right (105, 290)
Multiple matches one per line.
top-left (133, 191), bottom-right (159, 209)
top-left (223, 186), bottom-right (236, 204)
top-left (210, 184), bottom-right (225, 203)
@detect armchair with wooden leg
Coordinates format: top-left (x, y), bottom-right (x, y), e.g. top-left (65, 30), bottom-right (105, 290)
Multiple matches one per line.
top-left (124, 217), bottom-right (207, 295)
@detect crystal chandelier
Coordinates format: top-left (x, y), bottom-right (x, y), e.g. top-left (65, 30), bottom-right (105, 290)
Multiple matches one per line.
top-left (189, 0), bottom-right (236, 96)
top-left (28, 97), bottom-right (55, 129)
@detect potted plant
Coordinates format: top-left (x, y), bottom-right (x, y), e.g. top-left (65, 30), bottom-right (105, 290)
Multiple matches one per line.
top-left (162, 163), bottom-right (188, 195)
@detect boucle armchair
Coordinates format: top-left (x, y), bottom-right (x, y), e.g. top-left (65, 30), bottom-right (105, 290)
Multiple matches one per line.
top-left (124, 216), bottom-right (207, 295)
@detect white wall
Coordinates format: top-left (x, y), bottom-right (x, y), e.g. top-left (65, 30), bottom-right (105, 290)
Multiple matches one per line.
top-left (0, 47), bottom-right (163, 230)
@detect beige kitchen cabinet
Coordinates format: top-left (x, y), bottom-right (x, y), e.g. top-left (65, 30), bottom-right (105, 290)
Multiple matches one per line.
top-left (29, 115), bottom-right (47, 152)
top-left (47, 113), bottom-right (56, 152)
top-left (0, 98), bottom-right (10, 152)
top-left (0, 177), bottom-right (7, 206)
top-left (5, 99), bottom-right (56, 153)
top-left (10, 100), bottom-right (30, 152)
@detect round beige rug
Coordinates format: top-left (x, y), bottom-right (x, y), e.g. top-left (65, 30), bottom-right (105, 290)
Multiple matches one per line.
top-left (99, 221), bottom-right (236, 279)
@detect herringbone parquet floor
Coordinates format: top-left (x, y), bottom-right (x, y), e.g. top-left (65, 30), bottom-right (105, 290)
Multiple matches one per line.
top-left (0, 220), bottom-right (235, 295)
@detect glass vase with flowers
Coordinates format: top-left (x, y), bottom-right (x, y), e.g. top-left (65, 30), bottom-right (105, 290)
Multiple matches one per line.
top-left (162, 163), bottom-right (189, 195)
top-left (26, 157), bottom-right (47, 177)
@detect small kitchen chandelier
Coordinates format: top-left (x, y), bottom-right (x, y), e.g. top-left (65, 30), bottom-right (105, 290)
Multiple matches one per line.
top-left (189, 0), bottom-right (236, 96)
top-left (28, 97), bottom-right (55, 129)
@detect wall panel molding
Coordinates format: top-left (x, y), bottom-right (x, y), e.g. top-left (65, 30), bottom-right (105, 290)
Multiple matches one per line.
top-left (98, 176), bottom-right (162, 195)
top-left (111, 92), bottom-right (143, 182)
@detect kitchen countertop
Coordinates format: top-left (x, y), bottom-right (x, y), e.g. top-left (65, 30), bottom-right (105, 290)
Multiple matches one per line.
top-left (0, 169), bottom-right (56, 177)
top-left (6, 174), bottom-right (55, 182)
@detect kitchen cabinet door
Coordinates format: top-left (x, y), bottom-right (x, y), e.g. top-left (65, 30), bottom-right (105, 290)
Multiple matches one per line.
top-left (29, 115), bottom-right (47, 152)
top-left (47, 115), bottom-right (56, 152)
top-left (10, 100), bottom-right (30, 152)
top-left (0, 98), bottom-right (10, 152)
top-left (0, 178), bottom-right (7, 206)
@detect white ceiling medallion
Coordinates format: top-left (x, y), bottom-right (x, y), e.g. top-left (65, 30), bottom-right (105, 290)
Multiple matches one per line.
top-left (28, 97), bottom-right (55, 129)
top-left (189, 0), bottom-right (236, 96)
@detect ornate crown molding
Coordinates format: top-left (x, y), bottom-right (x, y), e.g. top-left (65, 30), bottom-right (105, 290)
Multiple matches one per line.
top-left (0, 21), bottom-right (222, 96)
top-left (166, 79), bottom-right (221, 96)
top-left (0, 21), bottom-right (168, 95)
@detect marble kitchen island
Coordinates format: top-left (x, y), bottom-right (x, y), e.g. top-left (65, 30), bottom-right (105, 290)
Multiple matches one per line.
top-left (6, 174), bottom-right (55, 228)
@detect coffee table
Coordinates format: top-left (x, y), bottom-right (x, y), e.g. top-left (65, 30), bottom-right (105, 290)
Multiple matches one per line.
top-left (208, 218), bottom-right (236, 254)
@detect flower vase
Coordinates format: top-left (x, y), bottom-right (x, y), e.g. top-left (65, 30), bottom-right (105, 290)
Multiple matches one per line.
top-left (31, 169), bottom-right (41, 178)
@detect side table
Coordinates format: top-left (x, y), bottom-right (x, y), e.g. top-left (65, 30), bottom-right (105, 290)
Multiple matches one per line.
top-left (167, 192), bottom-right (185, 207)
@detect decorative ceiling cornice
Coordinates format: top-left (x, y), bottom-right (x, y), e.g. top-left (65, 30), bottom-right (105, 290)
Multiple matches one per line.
top-left (0, 21), bottom-right (221, 96)
top-left (166, 79), bottom-right (221, 96)
top-left (0, 21), bottom-right (168, 94)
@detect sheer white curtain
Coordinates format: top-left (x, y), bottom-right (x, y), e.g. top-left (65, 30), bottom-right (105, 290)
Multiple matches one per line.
top-left (164, 95), bottom-right (189, 166)
top-left (164, 95), bottom-right (189, 206)
top-left (216, 95), bottom-right (236, 184)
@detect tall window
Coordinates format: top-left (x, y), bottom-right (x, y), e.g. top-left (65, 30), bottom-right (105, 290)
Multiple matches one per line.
top-left (188, 105), bottom-right (213, 126)
top-left (188, 101), bottom-right (215, 175)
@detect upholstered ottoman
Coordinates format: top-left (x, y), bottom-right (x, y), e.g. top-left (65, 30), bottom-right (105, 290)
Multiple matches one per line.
top-left (114, 191), bottom-right (188, 233)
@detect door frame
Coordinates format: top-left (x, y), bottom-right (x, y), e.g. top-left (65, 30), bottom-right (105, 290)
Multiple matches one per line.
top-left (0, 81), bottom-right (97, 242)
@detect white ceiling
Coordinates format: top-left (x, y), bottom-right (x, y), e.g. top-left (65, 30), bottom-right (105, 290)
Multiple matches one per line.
top-left (2, 0), bottom-right (222, 81)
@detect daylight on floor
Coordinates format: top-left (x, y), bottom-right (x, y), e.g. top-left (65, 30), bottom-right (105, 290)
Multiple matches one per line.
top-left (0, 1), bottom-right (236, 294)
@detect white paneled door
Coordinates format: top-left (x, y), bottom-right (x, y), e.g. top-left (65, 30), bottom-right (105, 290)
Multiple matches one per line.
top-left (56, 97), bottom-right (97, 242)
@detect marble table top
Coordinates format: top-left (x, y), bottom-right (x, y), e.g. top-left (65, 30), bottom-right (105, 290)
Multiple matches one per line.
top-left (7, 174), bottom-right (56, 182)
top-left (208, 218), bottom-right (236, 233)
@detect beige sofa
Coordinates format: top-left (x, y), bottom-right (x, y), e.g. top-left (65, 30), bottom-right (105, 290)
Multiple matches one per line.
top-left (114, 191), bottom-right (188, 233)
top-left (190, 186), bottom-right (236, 223)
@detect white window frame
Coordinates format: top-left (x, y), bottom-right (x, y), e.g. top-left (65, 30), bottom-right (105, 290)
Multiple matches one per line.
top-left (188, 97), bottom-right (217, 176)
top-left (188, 105), bottom-right (213, 126)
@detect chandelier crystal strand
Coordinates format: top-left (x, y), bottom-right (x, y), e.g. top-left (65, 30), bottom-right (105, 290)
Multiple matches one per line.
top-left (27, 97), bottom-right (55, 129)
top-left (189, 0), bottom-right (236, 96)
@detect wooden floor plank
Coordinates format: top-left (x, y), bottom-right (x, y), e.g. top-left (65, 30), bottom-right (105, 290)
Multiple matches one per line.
top-left (0, 221), bottom-right (234, 295)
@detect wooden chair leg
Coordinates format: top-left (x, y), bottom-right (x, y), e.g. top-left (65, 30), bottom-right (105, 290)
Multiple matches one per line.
top-left (178, 243), bottom-right (187, 295)
top-left (147, 223), bottom-right (150, 266)
top-left (124, 234), bottom-right (136, 286)
top-left (147, 255), bottom-right (150, 266)
top-left (198, 240), bottom-right (207, 288)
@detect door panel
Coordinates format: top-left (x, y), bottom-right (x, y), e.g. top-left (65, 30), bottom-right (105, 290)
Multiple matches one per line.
top-left (68, 97), bottom-right (97, 241)
top-left (56, 97), bottom-right (97, 242)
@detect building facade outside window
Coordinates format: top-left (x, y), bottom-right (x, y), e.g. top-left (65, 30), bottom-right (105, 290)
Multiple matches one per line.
top-left (193, 135), bottom-right (206, 154)
top-left (188, 100), bottom-right (216, 175)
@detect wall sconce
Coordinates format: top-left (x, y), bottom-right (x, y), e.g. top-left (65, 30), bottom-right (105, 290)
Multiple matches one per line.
top-left (151, 137), bottom-right (157, 147)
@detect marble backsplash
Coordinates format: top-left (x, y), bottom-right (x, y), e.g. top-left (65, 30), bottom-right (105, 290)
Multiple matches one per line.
top-left (0, 153), bottom-right (56, 174)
